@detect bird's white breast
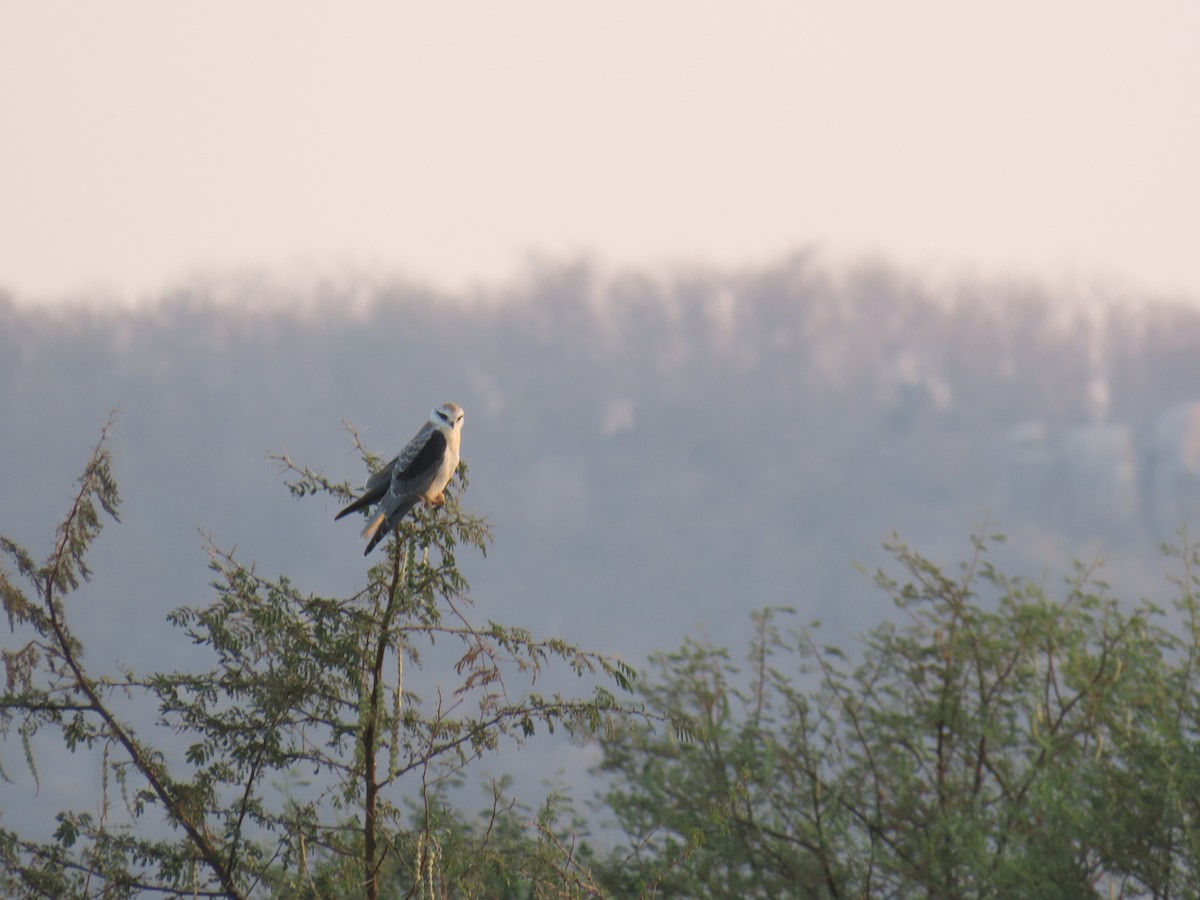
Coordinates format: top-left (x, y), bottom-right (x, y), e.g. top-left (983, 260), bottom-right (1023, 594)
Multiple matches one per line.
top-left (422, 427), bottom-right (461, 500)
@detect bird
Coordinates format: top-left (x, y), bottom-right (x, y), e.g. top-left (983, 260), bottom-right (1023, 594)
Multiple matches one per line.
top-left (335, 402), bottom-right (465, 555)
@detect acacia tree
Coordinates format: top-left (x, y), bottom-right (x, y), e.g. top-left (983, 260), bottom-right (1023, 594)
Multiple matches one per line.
top-left (0, 415), bottom-right (651, 898)
top-left (597, 534), bottom-right (1200, 898)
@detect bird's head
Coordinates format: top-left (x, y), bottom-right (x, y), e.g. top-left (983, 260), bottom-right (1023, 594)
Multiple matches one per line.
top-left (430, 401), bottom-right (465, 434)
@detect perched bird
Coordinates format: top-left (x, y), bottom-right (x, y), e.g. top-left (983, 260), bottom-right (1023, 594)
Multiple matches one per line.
top-left (335, 402), bottom-right (465, 555)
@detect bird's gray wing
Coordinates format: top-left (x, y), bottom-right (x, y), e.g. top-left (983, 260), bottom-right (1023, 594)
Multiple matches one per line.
top-left (361, 429), bottom-right (449, 555)
top-left (379, 429), bottom-right (448, 520)
top-left (335, 420), bottom-right (436, 520)
top-left (364, 454), bottom-right (400, 495)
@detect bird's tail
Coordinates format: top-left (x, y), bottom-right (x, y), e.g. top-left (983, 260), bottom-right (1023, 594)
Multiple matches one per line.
top-left (361, 510), bottom-right (387, 543)
top-left (360, 499), bottom-right (419, 555)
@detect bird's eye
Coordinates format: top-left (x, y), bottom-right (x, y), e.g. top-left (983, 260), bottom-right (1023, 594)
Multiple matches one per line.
top-left (437, 410), bottom-right (449, 422)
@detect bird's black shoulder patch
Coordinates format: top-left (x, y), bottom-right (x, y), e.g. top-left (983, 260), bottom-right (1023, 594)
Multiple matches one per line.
top-left (396, 429), bottom-right (447, 481)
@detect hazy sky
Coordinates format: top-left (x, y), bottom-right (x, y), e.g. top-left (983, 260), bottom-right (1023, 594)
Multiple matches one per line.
top-left (2, 2), bottom-right (1198, 306)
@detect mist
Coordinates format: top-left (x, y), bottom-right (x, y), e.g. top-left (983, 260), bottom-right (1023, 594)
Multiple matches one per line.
top-left (4, 254), bottom-right (1200, 829)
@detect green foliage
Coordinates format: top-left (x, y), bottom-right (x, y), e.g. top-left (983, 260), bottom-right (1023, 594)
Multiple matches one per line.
top-left (597, 533), bottom-right (1200, 898)
top-left (0, 416), bottom-right (658, 898)
top-left (15, 415), bottom-right (1200, 898)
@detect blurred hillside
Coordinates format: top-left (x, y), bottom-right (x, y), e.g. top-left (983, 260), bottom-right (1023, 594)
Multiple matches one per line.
top-left (4, 256), bottom-right (1200, 670)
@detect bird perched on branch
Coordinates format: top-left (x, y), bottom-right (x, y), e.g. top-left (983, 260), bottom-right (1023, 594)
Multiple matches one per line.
top-left (335, 402), bottom-right (464, 555)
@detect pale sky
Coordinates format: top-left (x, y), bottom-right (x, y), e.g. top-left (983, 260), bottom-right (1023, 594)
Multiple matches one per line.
top-left (2, 2), bottom-right (1198, 306)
